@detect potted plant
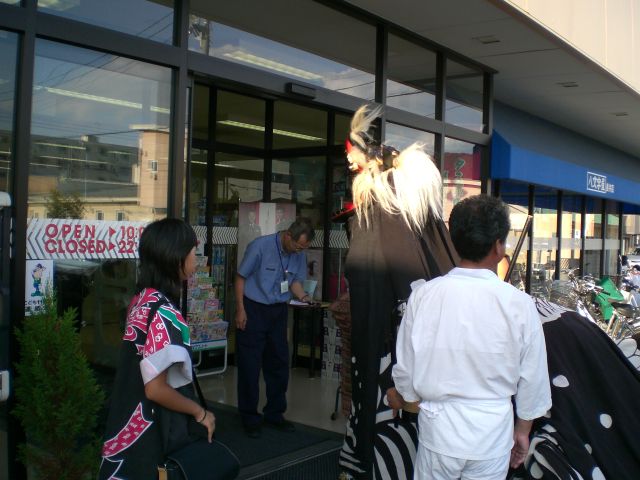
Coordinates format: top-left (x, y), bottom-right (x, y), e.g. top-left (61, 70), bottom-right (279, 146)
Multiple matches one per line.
top-left (13, 290), bottom-right (104, 479)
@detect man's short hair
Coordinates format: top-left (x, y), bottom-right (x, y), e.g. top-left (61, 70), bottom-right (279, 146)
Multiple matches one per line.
top-left (449, 195), bottom-right (510, 262)
top-left (287, 217), bottom-right (315, 241)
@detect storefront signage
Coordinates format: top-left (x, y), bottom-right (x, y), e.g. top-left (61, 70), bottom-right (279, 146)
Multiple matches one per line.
top-left (24, 259), bottom-right (53, 315)
top-left (587, 172), bottom-right (615, 194)
top-left (27, 219), bottom-right (147, 260)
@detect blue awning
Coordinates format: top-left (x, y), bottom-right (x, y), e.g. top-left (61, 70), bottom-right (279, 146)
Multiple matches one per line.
top-left (491, 131), bottom-right (640, 206)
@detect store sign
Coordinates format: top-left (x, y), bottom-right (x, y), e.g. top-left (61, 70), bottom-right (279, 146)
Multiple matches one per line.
top-left (27, 218), bottom-right (146, 260)
top-left (24, 259), bottom-right (53, 315)
top-left (587, 172), bottom-right (615, 194)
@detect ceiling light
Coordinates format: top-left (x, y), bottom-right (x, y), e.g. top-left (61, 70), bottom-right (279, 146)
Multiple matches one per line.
top-left (217, 120), bottom-right (324, 142)
top-left (150, 106), bottom-right (170, 114)
top-left (38, 86), bottom-right (143, 108)
top-left (473, 35), bottom-right (501, 45)
top-left (557, 81), bottom-right (579, 88)
top-left (34, 85), bottom-right (169, 113)
top-left (223, 51), bottom-right (323, 81)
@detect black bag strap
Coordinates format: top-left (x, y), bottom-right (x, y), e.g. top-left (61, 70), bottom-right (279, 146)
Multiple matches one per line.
top-left (145, 298), bottom-right (207, 410)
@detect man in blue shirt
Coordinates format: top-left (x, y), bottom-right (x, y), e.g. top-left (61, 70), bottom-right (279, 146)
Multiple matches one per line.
top-left (234, 217), bottom-right (315, 438)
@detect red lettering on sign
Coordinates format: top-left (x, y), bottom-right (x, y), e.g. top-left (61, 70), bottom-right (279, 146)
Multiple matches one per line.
top-left (45, 224), bottom-right (58, 238)
top-left (61, 224), bottom-right (71, 237)
top-left (45, 240), bottom-right (56, 254)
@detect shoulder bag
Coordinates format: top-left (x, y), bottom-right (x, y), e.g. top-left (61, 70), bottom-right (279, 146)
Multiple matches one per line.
top-left (146, 299), bottom-right (240, 480)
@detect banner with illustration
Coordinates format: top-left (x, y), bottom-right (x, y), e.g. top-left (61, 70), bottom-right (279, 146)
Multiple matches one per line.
top-left (25, 260), bottom-right (54, 315)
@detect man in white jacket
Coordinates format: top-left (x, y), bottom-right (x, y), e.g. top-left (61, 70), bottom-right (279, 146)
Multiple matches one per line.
top-left (391, 195), bottom-right (551, 479)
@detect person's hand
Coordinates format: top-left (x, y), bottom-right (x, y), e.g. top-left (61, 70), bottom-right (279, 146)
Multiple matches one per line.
top-left (510, 429), bottom-right (530, 469)
top-left (235, 309), bottom-right (247, 330)
top-left (386, 387), bottom-right (405, 417)
top-left (196, 409), bottom-right (216, 443)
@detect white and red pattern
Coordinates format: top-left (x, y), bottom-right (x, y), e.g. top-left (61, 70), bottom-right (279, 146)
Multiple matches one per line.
top-left (121, 291), bottom-right (172, 357)
top-left (102, 403), bottom-right (152, 457)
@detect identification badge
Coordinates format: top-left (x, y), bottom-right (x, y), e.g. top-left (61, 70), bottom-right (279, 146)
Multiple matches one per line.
top-left (280, 280), bottom-right (289, 294)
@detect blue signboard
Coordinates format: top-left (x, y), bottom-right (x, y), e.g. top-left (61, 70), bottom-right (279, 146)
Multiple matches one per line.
top-left (492, 132), bottom-right (639, 205)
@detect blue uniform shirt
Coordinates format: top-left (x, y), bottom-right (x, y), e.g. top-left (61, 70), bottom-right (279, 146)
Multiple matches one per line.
top-left (238, 232), bottom-right (307, 304)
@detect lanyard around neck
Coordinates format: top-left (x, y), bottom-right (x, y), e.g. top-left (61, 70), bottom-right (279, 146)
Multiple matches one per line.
top-left (276, 233), bottom-right (290, 278)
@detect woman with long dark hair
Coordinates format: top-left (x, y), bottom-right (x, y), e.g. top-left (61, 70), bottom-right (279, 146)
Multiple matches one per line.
top-left (99, 218), bottom-right (216, 479)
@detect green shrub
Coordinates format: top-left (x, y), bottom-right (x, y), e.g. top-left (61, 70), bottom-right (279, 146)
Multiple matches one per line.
top-left (13, 292), bottom-right (104, 480)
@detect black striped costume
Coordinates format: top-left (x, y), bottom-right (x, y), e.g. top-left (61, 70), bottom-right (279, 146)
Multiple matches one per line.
top-left (339, 204), bottom-right (457, 479)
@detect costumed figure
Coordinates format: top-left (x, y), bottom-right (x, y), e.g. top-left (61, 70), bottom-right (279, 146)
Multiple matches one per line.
top-left (510, 299), bottom-right (640, 480)
top-left (338, 105), bottom-right (458, 479)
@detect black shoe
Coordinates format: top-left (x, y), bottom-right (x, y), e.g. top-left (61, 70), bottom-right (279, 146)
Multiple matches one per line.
top-left (244, 423), bottom-right (262, 439)
top-left (265, 418), bottom-right (296, 433)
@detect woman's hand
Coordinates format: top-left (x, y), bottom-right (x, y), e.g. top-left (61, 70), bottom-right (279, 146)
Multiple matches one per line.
top-left (196, 409), bottom-right (216, 443)
top-left (145, 372), bottom-right (217, 443)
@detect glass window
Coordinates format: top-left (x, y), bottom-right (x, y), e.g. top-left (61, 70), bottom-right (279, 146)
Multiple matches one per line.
top-left (192, 84), bottom-right (210, 141)
top-left (442, 137), bottom-right (482, 221)
top-left (446, 59), bottom-right (484, 132)
top-left (622, 205), bottom-right (640, 259)
top-left (216, 91), bottom-right (265, 149)
top-left (334, 113), bottom-right (351, 146)
top-left (271, 156), bottom-right (325, 227)
top-left (212, 152), bottom-right (264, 225)
top-left (38, 0), bottom-right (174, 44)
top-left (0, 31), bottom-right (18, 193)
top-left (189, 147), bottom-right (208, 226)
top-left (604, 200), bottom-right (620, 276)
top-left (188, 1), bottom-right (376, 101)
top-left (532, 187), bottom-right (557, 298)
top-left (0, 0), bottom-right (20, 5)
top-left (387, 34), bottom-right (437, 118)
top-left (385, 123), bottom-right (435, 152)
top-left (560, 194), bottom-right (582, 280)
top-left (273, 101), bottom-right (327, 149)
top-left (28, 40), bottom-right (171, 367)
top-left (500, 180), bottom-right (530, 291)
top-left (584, 197), bottom-right (603, 277)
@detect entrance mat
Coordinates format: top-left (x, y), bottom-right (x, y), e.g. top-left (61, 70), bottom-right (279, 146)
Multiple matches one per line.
top-left (239, 444), bottom-right (341, 480)
top-left (209, 402), bottom-right (343, 472)
top-left (238, 441), bottom-right (342, 480)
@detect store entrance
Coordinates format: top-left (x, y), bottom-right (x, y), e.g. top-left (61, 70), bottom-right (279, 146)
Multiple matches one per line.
top-left (188, 83), bottom-right (352, 434)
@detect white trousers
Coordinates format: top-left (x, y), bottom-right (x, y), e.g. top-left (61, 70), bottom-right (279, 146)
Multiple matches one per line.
top-left (414, 446), bottom-right (510, 480)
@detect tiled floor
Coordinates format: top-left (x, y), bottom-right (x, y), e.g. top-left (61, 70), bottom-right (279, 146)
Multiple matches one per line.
top-left (199, 365), bottom-right (346, 434)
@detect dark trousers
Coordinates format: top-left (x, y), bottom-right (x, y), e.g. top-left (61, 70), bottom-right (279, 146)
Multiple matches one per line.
top-left (236, 297), bottom-right (289, 426)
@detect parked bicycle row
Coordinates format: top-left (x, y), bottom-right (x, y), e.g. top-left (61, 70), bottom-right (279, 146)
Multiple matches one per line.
top-left (546, 268), bottom-right (640, 341)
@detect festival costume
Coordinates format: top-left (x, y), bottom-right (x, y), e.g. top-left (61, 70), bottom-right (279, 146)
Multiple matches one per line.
top-left (511, 300), bottom-right (640, 480)
top-left (393, 269), bottom-right (551, 478)
top-left (99, 288), bottom-right (195, 479)
top-left (338, 105), bottom-right (457, 479)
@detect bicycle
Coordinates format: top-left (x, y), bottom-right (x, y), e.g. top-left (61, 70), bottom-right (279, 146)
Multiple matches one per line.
top-left (550, 269), bottom-right (639, 340)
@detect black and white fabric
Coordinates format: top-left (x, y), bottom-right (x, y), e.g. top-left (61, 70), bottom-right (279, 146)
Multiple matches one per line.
top-left (340, 200), bottom-right (457, 479)
top-left (510, 298), bottom-right (640, 480)
top-left (340, 352), bottom-right (419, 480)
